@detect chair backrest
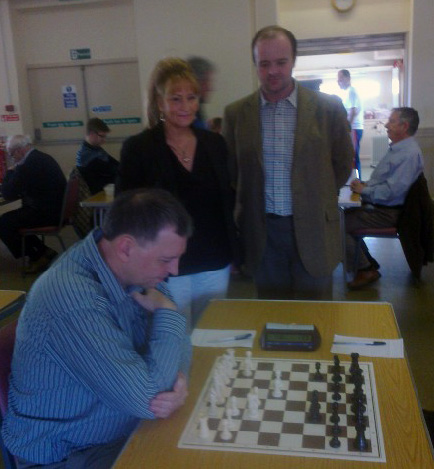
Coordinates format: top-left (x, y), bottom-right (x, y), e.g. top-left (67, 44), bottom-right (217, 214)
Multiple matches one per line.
top-left (69, 167), bottom-right (93, 238)
top-left (0, 320), bottom-right (17, 417)
top-left (60, 172), bottom-right (80, 228)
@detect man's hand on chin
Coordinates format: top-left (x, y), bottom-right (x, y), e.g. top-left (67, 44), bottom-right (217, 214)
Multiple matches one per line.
top-left (130, 288), bottom-right (176, 313)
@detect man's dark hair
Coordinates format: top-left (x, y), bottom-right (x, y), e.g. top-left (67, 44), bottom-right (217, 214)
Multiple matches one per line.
top-left (186, 56), bottom-right (215, 82)
top-left (86, 118), bottom-right (110, 135)
top-left (251, 26), bottom-right (297, 63)
top-left (339, 69), bottom-right (351, 79)
top-left (393, 107), bottom-right (420, 136)
top-left (102, 188), bottom-right (193, 244)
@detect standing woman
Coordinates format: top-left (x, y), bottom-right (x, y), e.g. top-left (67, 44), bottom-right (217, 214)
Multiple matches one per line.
top-left (116, 58), bottom-right (238, 332)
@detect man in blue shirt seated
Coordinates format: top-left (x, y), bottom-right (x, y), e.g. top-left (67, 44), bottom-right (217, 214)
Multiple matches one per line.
top-left (76, 118), bottom-right (119, 194)
top-left (2, 188), bottom-right (193, 468)
top-left (345, 107), bottom-right (424, 289)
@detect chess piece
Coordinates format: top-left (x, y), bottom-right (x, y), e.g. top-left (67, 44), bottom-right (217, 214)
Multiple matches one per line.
top-left (208, 387), bottom-right (219, 417)
top-left (354, 421), bottom-right (369, 451)
top-left (308, 390), bottom-right (321, 422)
top-left (199, 416), bottom-right (210, 440)
top-left (220, 419), bottom-right (232, 440)
top-left (330, 434), bottom-right (341, 448)
top-left (247, 390), bottom-right (260, 419)
top-left (225, 407), bottom-right (236, 430)
top-left (313, 361), bottom-right (323, 381)
top-left (333, 355), bottom-right (341, 373)
top-left (332, 382), bottom-right (341, 401)
top-left (229, 396), bottom-right (240, 417)
top-left (272, 370), bottom-right (283, 398)
top-left (242, 351), bottom-right (253, 377)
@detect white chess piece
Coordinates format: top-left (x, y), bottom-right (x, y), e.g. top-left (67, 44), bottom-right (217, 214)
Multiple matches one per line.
top-left (199, 416), bottom-right (210, 440)
top-left (208, 388), bottom-right (218, 417)
top-left (225, 407), bottom-right (236, 430)
top-left (220, 419), bottom-right (232, 440)
top-left (272, 370), bottom-right (283, 398)
top-left (247, 390), bottom-right (260, 419)
top-left (229, 396), bottom-right (240, 417)
top-left (242, 350), bottom-right (253, 377)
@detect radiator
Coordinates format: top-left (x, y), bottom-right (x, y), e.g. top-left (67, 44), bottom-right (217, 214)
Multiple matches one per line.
top-left (372, 135), bottom-right (389, 166)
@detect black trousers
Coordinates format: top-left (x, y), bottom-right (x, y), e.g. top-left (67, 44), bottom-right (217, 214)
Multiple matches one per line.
top-left (0, 207), bottom-right (57, 260)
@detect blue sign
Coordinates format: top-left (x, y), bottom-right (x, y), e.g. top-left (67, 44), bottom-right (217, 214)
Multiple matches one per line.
top-left (62, 85), bottom-right (78, 109)
top-left (92, 105), bottom-right (112, 113)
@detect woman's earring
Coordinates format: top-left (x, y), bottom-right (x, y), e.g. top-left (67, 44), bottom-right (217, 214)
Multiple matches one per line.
top-left (160, 113), bottom-right (165, 122)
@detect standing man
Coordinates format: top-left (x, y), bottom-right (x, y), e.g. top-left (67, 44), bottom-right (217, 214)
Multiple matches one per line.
top-left (0, 135), bottom-right (66, 274)
top-left (223, 25), bottom-right (353, 300)
top-left (187, 56), bottom-right (216, 129)
top-left (3, 188), bottom-right (192, 468)
top-left (345, 107), bottom-right (424, 288)
top-left (76, 118), bottom-right (119, 194)
top-left (338, 69), bottom-right (364, 179)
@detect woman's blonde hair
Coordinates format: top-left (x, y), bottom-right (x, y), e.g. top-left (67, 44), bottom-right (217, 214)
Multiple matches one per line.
top-left (147, 57), bottom-right (200, 128)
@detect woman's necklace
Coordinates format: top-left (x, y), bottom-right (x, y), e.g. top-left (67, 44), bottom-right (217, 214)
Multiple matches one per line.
top-left (168, 143), bottom-right (192, 163)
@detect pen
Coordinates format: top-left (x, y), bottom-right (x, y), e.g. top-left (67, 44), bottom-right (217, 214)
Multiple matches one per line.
top-left (333, 341), bottom-right (386, 346)
top-left (207, 333), bottom-right (253, 343)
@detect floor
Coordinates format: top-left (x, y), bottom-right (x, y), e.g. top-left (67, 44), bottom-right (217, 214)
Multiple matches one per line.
top-left (1, 163), bottom-right (434, 469)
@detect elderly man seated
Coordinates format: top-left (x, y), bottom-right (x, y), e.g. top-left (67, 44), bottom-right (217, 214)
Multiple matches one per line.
top-left (345, 107), bottom-right (424, 289)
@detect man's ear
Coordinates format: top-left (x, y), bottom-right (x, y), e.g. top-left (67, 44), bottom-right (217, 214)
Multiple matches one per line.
top-left (114, 235), bottom-right (135, 263)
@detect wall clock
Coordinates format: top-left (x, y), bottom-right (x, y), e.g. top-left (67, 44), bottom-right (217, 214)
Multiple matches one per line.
top-left (332, 0), bottom-right (356, 13)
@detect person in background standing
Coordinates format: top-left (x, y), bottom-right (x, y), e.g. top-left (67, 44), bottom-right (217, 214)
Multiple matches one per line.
top-left (338, 69), bottom-right (364, 179)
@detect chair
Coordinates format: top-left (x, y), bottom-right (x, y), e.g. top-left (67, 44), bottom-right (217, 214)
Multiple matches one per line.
top-left (69, 167), bottom-right (93, 239)
top-left (0, 320), bottom-right (18, 469)
top-left (351, 173), bottom-right (434, 279)
top-left (18, 171), bottom-right (80, 275)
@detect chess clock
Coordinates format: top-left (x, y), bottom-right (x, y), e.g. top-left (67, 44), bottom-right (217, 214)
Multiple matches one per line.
top-left (332, 0), bottom-right (356, 13)
top-left (261, 323), bottom-right (321, 351)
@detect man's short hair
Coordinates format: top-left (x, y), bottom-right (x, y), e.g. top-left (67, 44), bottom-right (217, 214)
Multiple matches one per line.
top-left (339, 69), bottom-right (351, 79)
top-left (6, 135), bottom-right (32, 153)
top-left (102, 188), bottom-right (193, 244)
top-left (251, 26), bottom-right (297, 63)
top-left (86, 118), bottom-right (110, 135)
top-left (393, 107), bottom-right (420, 136)
top-left (186, 56), bottom-right (215, 82)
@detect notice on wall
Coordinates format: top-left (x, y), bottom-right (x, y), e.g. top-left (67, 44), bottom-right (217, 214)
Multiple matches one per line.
top-left (62, 85), bottom-right (78, 109)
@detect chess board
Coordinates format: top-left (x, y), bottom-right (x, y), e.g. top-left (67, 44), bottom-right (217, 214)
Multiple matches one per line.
top-left (178, 354), bottom-right (386, 462)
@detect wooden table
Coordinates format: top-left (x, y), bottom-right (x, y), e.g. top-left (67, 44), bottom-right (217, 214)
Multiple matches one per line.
top-left (0, 290), bottom-right (26, 322)
top-left (114, 300), bottom-right (433, 468)
top-left (80, 191), bottom-right (113, 227)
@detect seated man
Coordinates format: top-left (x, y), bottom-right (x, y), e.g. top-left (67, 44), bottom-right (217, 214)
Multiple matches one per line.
top-left (0, 135), bottom-right (66, 274)
top-left (2, 188), bottom-right (193, 468)
top-left (76, 118), bottom-right (119, 194)
top-left (345, 107), bottom-right (424, 289)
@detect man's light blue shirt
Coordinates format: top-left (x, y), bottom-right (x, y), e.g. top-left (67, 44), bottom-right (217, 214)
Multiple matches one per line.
top-left (362, 136), bottom-right (424, 206)
top-left (260, 82), bottom-right (298, 216)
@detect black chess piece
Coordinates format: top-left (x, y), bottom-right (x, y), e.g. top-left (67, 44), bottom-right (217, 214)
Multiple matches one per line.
top-left (308, 390), bottom-right (321, 422)
top-left (313, 362), bottom-right (323, 381)
top-left (333, 355), bottom-right (341, 373)
top-left (330, 434), bottom-right (341, 448)
top-left (354, 421), bottom-right (369, 451)
top-left (332, 382), bottom-right (341, 401)
top-left (350, 352), bottom-right (360, 374)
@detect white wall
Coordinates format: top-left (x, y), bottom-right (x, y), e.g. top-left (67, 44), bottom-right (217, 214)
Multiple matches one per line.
top-left (278, 0), bottom-right (410, 39)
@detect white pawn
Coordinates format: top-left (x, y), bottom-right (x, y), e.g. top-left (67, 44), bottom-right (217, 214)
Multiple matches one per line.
top-left (225, 407), bottom-right (236, 430)
top-left (242, 350), bottom-right (253, 377)
top-left (199, 416), bottom-right (210, 440)
top-left (225, 348), bottom-right (236, 369)
top-left (208, 388), bottom-right (218, 417)
top-left (220, 419), bottom-right (232, 440)
top-left (272, 370), bottom-right (283, 398)
top-left (229, 396), bottom-right (240, 417)
top-left (247, 390), bottom-right (260, 419)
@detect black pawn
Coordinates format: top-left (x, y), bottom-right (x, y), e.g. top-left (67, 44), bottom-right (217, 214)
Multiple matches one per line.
top-left (332, 383), bottom-right (341, 401)
top-left (333, 355), bottom-right (341, 373)
top-left (314, 362), bottom-right (323, 381)
top-left (330, 435), bottom-right (341, 448)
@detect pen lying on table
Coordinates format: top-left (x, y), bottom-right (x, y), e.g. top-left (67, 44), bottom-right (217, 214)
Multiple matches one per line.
top-left (333, 341), bottom-right (386, 346)
top-left (207, 333), bottom-right (253, 343)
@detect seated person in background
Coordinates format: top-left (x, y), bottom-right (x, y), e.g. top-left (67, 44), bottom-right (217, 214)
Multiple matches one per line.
top-left (345, 107), bottom-right (424, 289)
top-left (207, 116), bottom-right (222, 134)
top-left (76, 118), bottom-right (119, 194)
top-left (2, 188), bottom-right (192, 468)
top-left (0, 135), bottom-right (66, 274)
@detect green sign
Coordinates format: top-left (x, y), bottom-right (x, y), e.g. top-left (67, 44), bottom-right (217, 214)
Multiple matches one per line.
top-left (70, 48), bottom-right (91, 60)
top-left (43, 121), bottom-right (84, 128)
top-left (103, 117), bottom-right (141, 125)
